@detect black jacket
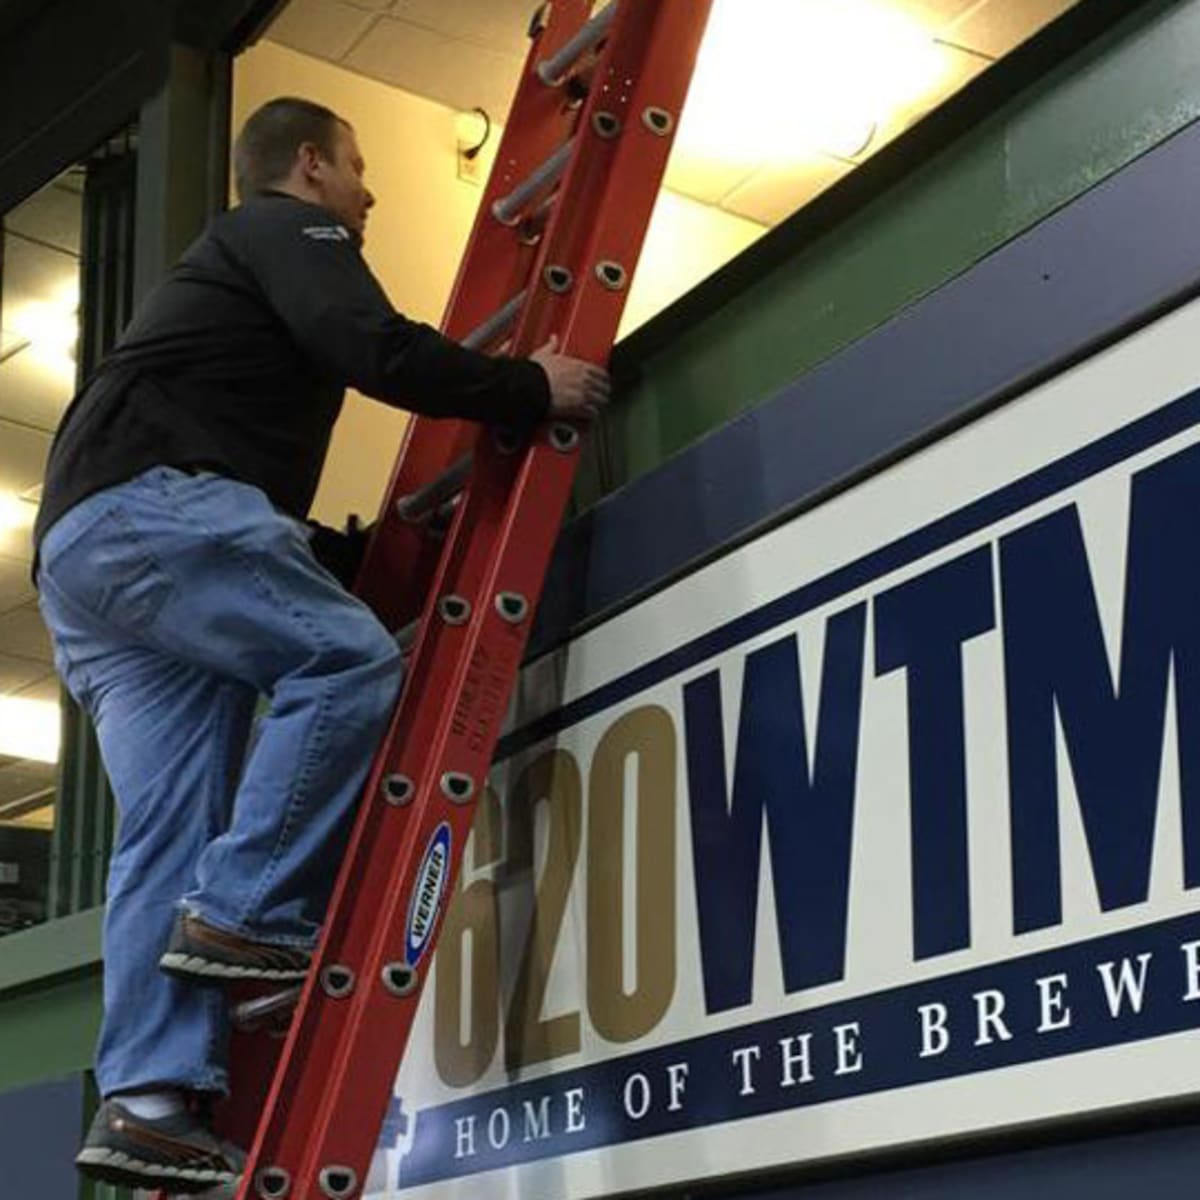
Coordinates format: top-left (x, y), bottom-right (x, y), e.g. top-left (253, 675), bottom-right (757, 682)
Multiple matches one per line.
top-left (34, 191), bottom-right (550, 553)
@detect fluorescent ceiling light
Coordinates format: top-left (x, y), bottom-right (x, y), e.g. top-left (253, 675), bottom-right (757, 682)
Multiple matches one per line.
top-left (0, 696), bottom-right (60, 764)
top-left (0, 491), bottom-right (36, 534)
top-left (677, 0), bottom-right (947, 163)
top-left (7, 278), bottom-right (80, 372)
top-left (0, 329), bottom-right (29, 364)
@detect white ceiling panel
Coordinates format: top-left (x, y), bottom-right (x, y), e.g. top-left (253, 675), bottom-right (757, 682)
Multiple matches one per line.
top-left (0, 352), bottom-right (75, 434)
top-left (860, 39), bottom-right (991, 159)
top-left (0, 556), bottom-right (34, 615)
top-left (0, 420), bottom-right (51, 501)
top-left (894, 0), bottom-right (985, 34)
top-left (11, 673), bottom-right (60, 703)
top-left (4, 182), bottom-right (83, 257)
top-left (722, 154), bottom-right (855, 227)
top-left (663, 149), bottom-right (756, 209)
top-left (0, 330), bottom-right (26, 362)
top-left (1, 233), bottom-right (78, 314)
top-left (0, 603), bottom-right (51, 662)
top-left (266, 0), bottom-right (382, 63)
top-left (0, 758), bottom-right (56, 810)
top-left (393, 0), bottom-right (534, 58)
top-left (0, 652), bottom-right (47, 695)
top-left (943, 0), bottom-right (1077, 59)
top-left (0, 524), bottom-right (34, 566)
top-left (344, 15), bottom-right (524, 117)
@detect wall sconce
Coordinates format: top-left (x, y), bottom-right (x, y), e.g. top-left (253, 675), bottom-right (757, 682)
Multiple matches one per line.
top-left (456, 107), bottom-right (492, 184)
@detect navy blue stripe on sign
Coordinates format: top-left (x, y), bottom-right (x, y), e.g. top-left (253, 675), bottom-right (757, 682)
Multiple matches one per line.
top-left (496, 384), bottom-right (1200, 762)
top-left (398, 909), bottom-right (1200, 1185)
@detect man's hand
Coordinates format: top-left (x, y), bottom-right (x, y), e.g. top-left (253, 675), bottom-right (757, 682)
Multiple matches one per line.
top-left (530, 335), bottom-right (612, 422)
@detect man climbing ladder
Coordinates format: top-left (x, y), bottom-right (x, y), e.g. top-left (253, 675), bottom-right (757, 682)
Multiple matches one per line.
top-left (44, 1), bottom-right (714, 1195)
top-left (40, 94), bottom-right (608, 1193)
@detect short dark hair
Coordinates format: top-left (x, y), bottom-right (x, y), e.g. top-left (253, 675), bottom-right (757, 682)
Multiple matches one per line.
top-left (233, 97), bottom-right (348, 201)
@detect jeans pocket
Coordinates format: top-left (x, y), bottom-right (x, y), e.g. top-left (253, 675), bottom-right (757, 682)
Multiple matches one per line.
top-left (47, 504), bottom-right (175, 632)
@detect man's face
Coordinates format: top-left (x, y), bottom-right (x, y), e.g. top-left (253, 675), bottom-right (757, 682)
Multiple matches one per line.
top-left (312, 123), bottom-right (375, 237)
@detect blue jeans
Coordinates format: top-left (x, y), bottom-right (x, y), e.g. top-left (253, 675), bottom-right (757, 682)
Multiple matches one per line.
top-left (36, 467), bottom-right (403, 1098)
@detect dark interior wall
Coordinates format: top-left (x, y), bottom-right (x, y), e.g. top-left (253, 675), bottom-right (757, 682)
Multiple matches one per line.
top-left (0, 0), bottom-right (284, 216)
top-left (0, 0), bottom-right (168, 215)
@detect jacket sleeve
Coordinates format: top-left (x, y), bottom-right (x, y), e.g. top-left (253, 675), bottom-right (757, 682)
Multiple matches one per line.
top-left (220, 200), bottom-right (550, 427)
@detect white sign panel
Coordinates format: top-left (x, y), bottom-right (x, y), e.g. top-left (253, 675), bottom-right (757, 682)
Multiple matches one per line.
top-left (370, 297), bottom-right (1200, 1198)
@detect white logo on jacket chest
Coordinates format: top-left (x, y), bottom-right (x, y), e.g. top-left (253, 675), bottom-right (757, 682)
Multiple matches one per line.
top-left (302, 224), bottom-right (351, 242)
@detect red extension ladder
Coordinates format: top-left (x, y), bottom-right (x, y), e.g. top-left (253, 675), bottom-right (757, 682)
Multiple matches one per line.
top-left (154, 3), bottom-right (714, 1195)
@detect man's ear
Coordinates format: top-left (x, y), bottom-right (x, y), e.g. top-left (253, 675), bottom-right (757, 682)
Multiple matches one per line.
top-left (297, 141), bottom-right (324, 183)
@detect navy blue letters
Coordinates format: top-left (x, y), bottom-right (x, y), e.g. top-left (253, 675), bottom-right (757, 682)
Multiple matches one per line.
top-left (874, 546), bottom-right (996, 959)
top-left (684, 605), bottom-right (867, 1014)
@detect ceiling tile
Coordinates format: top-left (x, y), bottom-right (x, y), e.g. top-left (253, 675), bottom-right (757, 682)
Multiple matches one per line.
top-left (11, 674), bottom-right (60, 703)
top-left (722, 155), bottom-right (854, 227)
top-left (56, 169), bottom-right (86, 197)
top-left (0, 757), bottom-right (57, 810)
top-left (663, 147), bottom-right (757, 209)
top-left (266, 0), bottom-right (381, 62)
top-left (943, 0), bottom-right (1078, 59)
top-left (1, 234), bottom-right (79, 320)
top-left (892, 0), bottom-right (983, 33)
top-left (0, 330), bottom-right (27, 362)
top-left (2, 805), bottom-right (56, 831)
top-left (0, 350), bottom-right (76, 434)
top-left (0, 604), bottom-right (51, 662)
top-left (0, 421), bottom-right (51, 512)
top-left (393, 0), bottom-right (535, 57)
top-left (3, 181), bottom-right (83, 257)
top-left (0, 653), bottom-right (47, 695)
top-left (0, 526), bottom-right (34, 566)
top-left (0, 556), bottom-right (34, 615)
top-left (343, 16), bottom-right (524, 118)
top-left (856, 39), bottom-right (991, 160)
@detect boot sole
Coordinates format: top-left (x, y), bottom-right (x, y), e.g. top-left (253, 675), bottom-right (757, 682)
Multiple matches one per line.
top-left (76, 1146), bottom-right (238, 1193)
top-left (160, 951), bottom-right (309, 982)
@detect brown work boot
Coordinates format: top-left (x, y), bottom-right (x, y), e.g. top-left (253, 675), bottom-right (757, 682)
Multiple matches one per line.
top-left (159, 913), bottom-right (312, 983)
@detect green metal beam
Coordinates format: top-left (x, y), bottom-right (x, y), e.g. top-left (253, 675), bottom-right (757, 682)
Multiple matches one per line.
top-left (0, 907), bottom-right (102, 996)
top-left (0, 971), bottom-right (101, 1094)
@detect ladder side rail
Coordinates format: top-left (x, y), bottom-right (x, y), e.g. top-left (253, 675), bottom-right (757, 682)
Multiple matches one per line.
top-left (238, 447), bottom-right (519, 1195)
top-left (512, 2), bottom-right (714, 363)
top-left (354, 0), bottom-right (594, 629)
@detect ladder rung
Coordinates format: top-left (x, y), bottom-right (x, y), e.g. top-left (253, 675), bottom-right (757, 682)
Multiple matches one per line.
top-left (393, 454), bottom-right (472, 522)
top-left (461, 289), bottom-right (529, 351)
top-left (492, 139), bottom-right (575, 225)
top-left (536, 1), bottom-right (618, 85)
top-left (393, 617), bottom-right (419, 655)
top-left (232, 985), bottom-right (303, 1032)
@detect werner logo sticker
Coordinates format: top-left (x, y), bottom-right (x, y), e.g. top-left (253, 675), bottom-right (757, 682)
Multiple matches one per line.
top-left (406, 823), bottom-right (452, 967)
